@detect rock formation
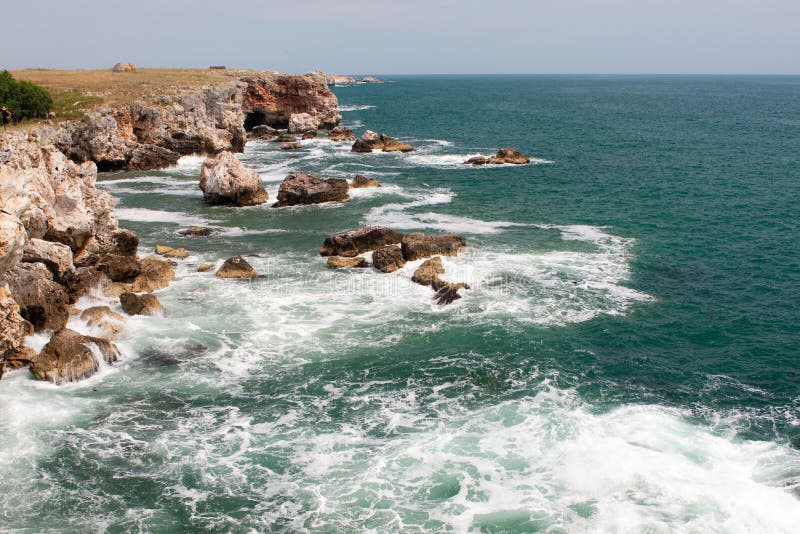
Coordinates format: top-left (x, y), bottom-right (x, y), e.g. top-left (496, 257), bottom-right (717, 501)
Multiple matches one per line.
top-left (465, 147), bottom-right (531, 165)
top-left (216, 256), bottom-right (258, 279)
top-left (327, 257), bottom-right (369, 269)
top-left (372, 245), bottom-right (406, 273)
top-left (360, 77), bottom-right (386, 84)
top-left (352, 130), bottom-right (413, 153)
top-left (411, 257), bottom-right (470, 305)
top-left (30, 328), bottom-right (119, 384)
top-left (80, 306), bottom-right (125, 339)
top-left (177, 226), bottom-right (213, 237)
top-left (288, 113), bottom-right (318, 134)
top-left (249, 125), bottom-right (278, 139)
top-left (328, 126), bottom-right (355, 142)
top-left (326, 75), bottom-right (357, 86)
top-left (199, 151), bottom-right (269, 206)
top-left (401, 232), bottom-right (468, 261)
top-left (274, 173), bottom-right (349, 207)
top-left (120, 292), bottom-right (163, 316)
top-left (350, 175), bottom-right (380, 188)
top-left (242, 71), bottom-right (340, 131)
top-left (281, 143), bottom-right (302, 150)
top-left (155, 245), bottom-right (189, 259)
top-left (319, 227), bottom-right (405, 257)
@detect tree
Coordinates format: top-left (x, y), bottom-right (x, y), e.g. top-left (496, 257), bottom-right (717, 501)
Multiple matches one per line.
top-left (0, 70), bottom-right (53, 121)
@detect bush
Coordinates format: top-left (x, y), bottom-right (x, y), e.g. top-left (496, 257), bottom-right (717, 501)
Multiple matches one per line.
top-left (0, 70), bottom-right (53, 121)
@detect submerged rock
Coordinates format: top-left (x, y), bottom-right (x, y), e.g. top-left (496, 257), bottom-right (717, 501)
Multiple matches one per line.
top-left (350, 175), bottom-right (380, 188)
top-left (326, 256), bottom-right (369, 269)
top-left (281, 143), bottom-right (302, 150)
top-left (274, 173), bottom-right (349, 207)
top-left (320, 227), bottom-right (405, 257)
top-left (177, 226), bottom-right (213, 237)
top-left (197, 263), bottom-right (215, 272)
top-left (274, 134), bottom-right (298, 143)
top-left (80, 306), bottom-right (125, 339)
top-left (401, 232), bottom-right (467, 261)
top-left (199, 151), bottom-right (269, 207)
top-left (327, 126), bottom-right (356, 142)
top-left (372, 245), bottom-right (406, 273)
top-left (120, 292), bottom-right (163, 316)
top-left (30, 328), bottom-right (119, 384)
top-left (465, 147), bottom-right (530, 165)
top-left (216, 256), bottom-right (258, 278)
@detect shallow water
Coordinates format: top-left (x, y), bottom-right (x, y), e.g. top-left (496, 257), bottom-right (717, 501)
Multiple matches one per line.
top-left (1, 75), bottom-right (799, 532)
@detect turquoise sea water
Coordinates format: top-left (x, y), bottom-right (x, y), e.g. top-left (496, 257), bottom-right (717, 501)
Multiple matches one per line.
top-left (1, 75), bottom-right (799, 532)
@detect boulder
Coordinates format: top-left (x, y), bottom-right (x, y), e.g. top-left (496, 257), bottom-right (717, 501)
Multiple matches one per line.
top-left (127, 144), bottom-right (180, 170)
top-left (22, 238), bottom-right (75, 281)
top-left (30, 328), bottom-right (119, 384)
top-left (249, 125), bottom-right (278, 139)
top-left (120, 292), bottom-right (163, 316)
top-left (80, 306), bottom-right (125, 339)
top-left (288, 112), bottom-right (318, 134)
top-left (302, 131), bottom-right (318, 140)
top-left (112, 63), bottom-right (135, 73)
top-left (197, 263), bottom-right (215, 272)
top-left (372, 245), bottom-right (406, 273)
top-left (274, 173), bottom-right (349, 207)
top-left (130, 256), bottom-right (175, 293)
top-left (465, 147), bottom-right (530, 165)
top-left (328, 126), bottom-right (355, 142)
top-left (199, 151), bottom-right (269, 206)
top-left (216, 256), bottom-right (258, 279)
top-left (281, 143), bottom-right (302, 150)
top-left (326, 256), bottom-right (369, 269)
top-left (177, 226), bottom-right (213, 237)
top-left (155, 245), bottom-right (189, 259)
top-left (401, 232), bottom-right (467, 261)
top-left (411, 257), bottom-right (470, 305)
top-left (274, 134), bottom-right (298, 143)
top-left (465, 156), bottom-right (488, 165)
top-left (320, 227), bottom-right (405, 257)
top-left (352, 130), bottom-right (413, 153)
top-left (350, 175), bottom-right (380, 188)
top-left (96, 253), bottom-right (141, 282)
top-left (381, 135), bottom-right (414, 153)
top-left (1, 262), bottom-right (70, 332)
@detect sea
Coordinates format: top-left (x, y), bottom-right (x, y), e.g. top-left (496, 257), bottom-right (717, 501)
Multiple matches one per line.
top-left (1, 75), bottom-right (799, 533)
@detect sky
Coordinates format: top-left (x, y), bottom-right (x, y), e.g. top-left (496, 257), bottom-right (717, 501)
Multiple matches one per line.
top-left (2, 0), bottom-right (799, 74)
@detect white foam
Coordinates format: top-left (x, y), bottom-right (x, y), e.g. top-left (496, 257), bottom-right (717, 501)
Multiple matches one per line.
top-left (338, 105), bottom-right (376, 112)
top-left (114, 208), bottom-right (216, 226)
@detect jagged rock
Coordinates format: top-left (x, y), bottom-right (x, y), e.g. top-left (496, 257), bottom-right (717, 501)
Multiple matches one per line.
top-left (328, 126), bottom-right (355, 142)
top-left (127, 144), bottom-right (180, 170)
top-left (1, 262), bottom-right (70, 332)
top-left (155, 245), bottom-right (189, 259)
top-left (5, 346), bottom-right (37, 370)
top-left (199, 151), bottom-right (269, 206)
top-left (465, 147), bottom-right (530, 165)
top-left (249, 125), bottom-right (278, 139)
top-left (351, 175), bottom-right (380, 188)
top-left (326, 256), bottom-right (369, 269)
top-left (197, 263), bottom-right (215, 272)
top-left (120, 292), bottom-right (163, 316)
top-left (177, 226), bottom-right (213, 237)
top-left (302, 131), bottom-right (317, 140)
top-left (351, 130), bottom-right (413, 153)
top-left (401, 232), bottom-right (467, 261)
top-left (0, 283), bottom-right (30, 375)
top-left (274, 134), bottom-right (298, 143)
top-left (288, 113), bottom-right (318, 134)
top-left (130, 256), bottom-right (175, 293)
top-left (216, 256), bottom-right (258, 278)
top-left (96, 253), bottom-right (141, 282)
top-left (22, 238), bottom-right (75, 281)
top-left (281, 143), bottom-right (302, 150)
top-left (411, 257), bottom-right (470, 305)
top-left (112, 63), bottom-right (135, 73)
top-left (372, 245), bottom-right (406, 273)
top-left (320, 226), bottom-right (405, 257)
top-left (242, 71), bottom-right (340, 130)
top-left (63, 266), bottom-right (105, 303)
top-left (30, 328), bottom-right (119, 384)
top-left (80, 306), bottom-right (125, 339)
top-left (274, 173), bottom-right (349, 207)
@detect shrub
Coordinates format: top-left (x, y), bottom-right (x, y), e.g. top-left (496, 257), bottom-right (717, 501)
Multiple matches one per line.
top-left (0, 70), bottom-right (53, 121)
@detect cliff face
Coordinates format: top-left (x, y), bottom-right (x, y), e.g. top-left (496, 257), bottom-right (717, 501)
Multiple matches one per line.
top-left (52, 71), bottom-right (341, 172)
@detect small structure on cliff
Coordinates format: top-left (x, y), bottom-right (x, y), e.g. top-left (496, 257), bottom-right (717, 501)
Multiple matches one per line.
top-left (112, 63), bottom-right (136, 73)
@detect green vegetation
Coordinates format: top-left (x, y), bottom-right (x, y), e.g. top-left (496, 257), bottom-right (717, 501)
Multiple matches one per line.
top-left (0, 70), bottom-right (53, 121)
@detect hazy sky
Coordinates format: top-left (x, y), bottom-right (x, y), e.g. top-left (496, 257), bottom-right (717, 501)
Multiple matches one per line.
top-left (3, 0), bottom-right (799, 74)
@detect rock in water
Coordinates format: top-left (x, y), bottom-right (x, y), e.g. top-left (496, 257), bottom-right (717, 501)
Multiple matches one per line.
top-left (197, 263), bottom-right (215, 272)
top-left (199, 152), bottom-right (269, 206)
top-left (130, 256), bottom-right (175, 293)
top-left (380, 135), bottom-right (414, 153)
top-left (411, 257), bottom-right (470, 305)
top-left (372, 245), bottom-right (406, 273)
top-left (350, 175), bottom-right (380, 188)
top-left (274, 134), bottom-right (298, 143)
top-left (216, 256), bottom-right (258, 278)
top-left (155, 245), bottom-right (190, 259)
top-left (80, 306), bottom-right (125, 339)
top-left (274, 174), bottom-right (349, 207)
top-left (281, 143), bottom-right (302, 150)
top-left (327, 126), bottom-right (356, 141)
top-left (288, 113), bottom-right (318, 134)
top-left (319, 227), bottom-right (405, 257)
top-left (326, 257), bottom-right (369, 269)
top-left (401, 232), bottom-right (467, 261)
top-left (119, 292), bottom-right (163, 316)
top-left (177, 226), bottom-right (213, 237)
top-left (30, 329), bottom-right (119, 384)
top-left (96, 253), bottom-right (142, 282)
top-left (465, 147), bottom-right (531, 165)
top-left (249, 125), bottom-right (278, 139)
top-left (352, 130), bottom-right (414, 153)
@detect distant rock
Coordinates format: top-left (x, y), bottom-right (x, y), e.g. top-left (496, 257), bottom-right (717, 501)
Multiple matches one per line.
top-left (360, 77), bottom-right (386, 83)
top-left (274, 173), bottom-right (349, 207)
top-left (326, 75), bottom-right (358, 86)
top-left (30, 328), bottom-right (119, 384)
top-left (112, 63), bottom-right (136, 73)
top-left (326, 256), bottom-right (369, 269)
top-left (288, 113), bottom-right (318, 134)
top-left (120, 292), bottom-right (163, 316)
top-left (350, 175), bottom-right (380, 188)
top-left (372, 245), bottom-right (406, 273)
top-left (320, 226), bottom-right (405, 257)
top-left (352, 130), bottom-right (413, 153)
top-left (327, 126), bottom-right (356, 142)
top-left (401, 232), bottom-right (467, 261)
top-left (208, 65), bottom-right (226, 70)
top-left (155, 245), bottom-right (189, 259)
top-left (216, 256), bottom-right (258, 278)
top-left (465, 147), bottom-right (530, 165)
top-left (249, 125), bottom-right (278, 139)
top-left (199, 151), bottom-right (269, 206)
top-left (411, 257), bottom-right (470, 305)
top-left (177, 226), bottom-right (213, 237)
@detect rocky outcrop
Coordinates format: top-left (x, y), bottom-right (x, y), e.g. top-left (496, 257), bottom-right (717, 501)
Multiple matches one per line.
top-left (274, 173), bottom-right (349, 207)
top-left (112, 63), bottom-right (136, 73)
top-left (328, 126), bottom-right (355, 142)
top-left (30, 328), bottom-right (119, 384)
top-left (1, 263), bottom-right (70, 332)
top-left (22, 238), bottom-right (74, 281)
top-left (372, 245), bottom-right (406, 273)
top-left (465, 147), bottom-right (530, 165)
top-left (242, 71), bottom-right (340, 131)
top-left (199, 151), bottom-right (268, 206)
top-left (326, 256), bottom-right (369, 269)
top-left (0, 283), bottom-right (29, 378)
top-left (326, 75), bottom-right (357, 86)
top-left (401, 232), bottom-right (467, 261)
top-left (361, 77), bottom-right (386, 84)
top-left (100, 255), bottom-right (175, 296)
top-left (411, 257), bottom-right (470, 305)
top-left (352, 130), bottom-right (413, 153)
top-left (120, 292), bottom-right (163, 316)
top-left (155, 245), bottom-right (189, 259)
top-left (351, 175), bottom-right (380, 188)
top-left (216, 256), bottom-right (258, 279)
top-left (320, 227), bottom-right (405, 257)
top-left (288, 113), bottom-right (318, 134)
top-left (249, 125), bottom-right (278, 139)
